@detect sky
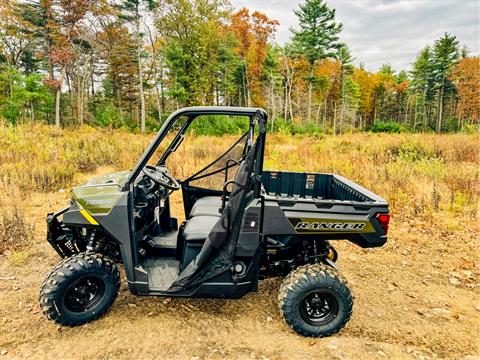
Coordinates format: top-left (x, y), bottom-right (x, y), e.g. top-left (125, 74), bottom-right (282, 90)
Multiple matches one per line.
top-left (231, 0), bottom-right (480, 72)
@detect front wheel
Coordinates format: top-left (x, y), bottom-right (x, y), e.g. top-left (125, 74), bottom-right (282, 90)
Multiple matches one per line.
top-left (278, 263), bottom-right (353, 337)
top-left (39, 253), bottom-right (120, 326)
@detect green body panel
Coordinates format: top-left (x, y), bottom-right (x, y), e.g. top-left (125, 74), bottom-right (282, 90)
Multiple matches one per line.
top-left (71, 171), bottom-right (129, 215)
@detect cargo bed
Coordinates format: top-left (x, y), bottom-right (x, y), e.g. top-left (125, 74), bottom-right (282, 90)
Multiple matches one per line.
top-left (260, 171), bottom-right (389, 248)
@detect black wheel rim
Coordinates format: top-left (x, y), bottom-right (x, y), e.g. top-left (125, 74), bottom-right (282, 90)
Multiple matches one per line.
top-left (64, 276), bottom-right (106, 313)
top-left (299, 290), bottom-right (339, 326)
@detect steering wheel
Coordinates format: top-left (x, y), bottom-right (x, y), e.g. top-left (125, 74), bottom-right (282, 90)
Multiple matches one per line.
top-left (142, 165), bottom-right (180, 190)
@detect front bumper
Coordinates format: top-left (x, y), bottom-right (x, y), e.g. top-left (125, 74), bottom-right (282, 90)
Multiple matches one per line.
top-left (46, 206), bottom-right (71, 258)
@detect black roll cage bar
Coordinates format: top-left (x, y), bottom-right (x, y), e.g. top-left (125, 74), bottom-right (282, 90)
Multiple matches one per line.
top-left (123, 106), bottom-right (267, 191)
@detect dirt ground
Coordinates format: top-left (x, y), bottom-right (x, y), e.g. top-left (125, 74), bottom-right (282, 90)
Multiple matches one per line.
top-left (0, 185), bottom-right (479, 360)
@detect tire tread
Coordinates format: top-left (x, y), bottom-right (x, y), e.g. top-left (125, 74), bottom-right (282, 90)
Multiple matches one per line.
top-left (278, 263), bottom-right (353, 337)
top-left (39, 253), bottom-right (120, 326)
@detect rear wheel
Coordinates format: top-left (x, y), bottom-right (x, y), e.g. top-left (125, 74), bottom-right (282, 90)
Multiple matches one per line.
top-left (278, 263), bottom-right (353, 337)
top-left (40, 253), bottom-right (120, 326)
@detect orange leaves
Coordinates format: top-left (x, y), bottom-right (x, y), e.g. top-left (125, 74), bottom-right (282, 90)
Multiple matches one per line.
top-left (315, 59), bottom-right (341, 77)
top-left (449, 57), bottom-right (480, 122)
top-left (231, 8), bottom-right (278, 58)
top-left (251, 11), bottom-right (279, 44)
top-left (396, 80), bottom-right (409, 93)
top-left (43, 78), bottom-right (62, 90)
top-left (51, 48), bottom-right (74, 65)
top-left (313, 58), bottom-right (341, 100)
top-left (352, 68), bottom-right (377, 115)
top-left (231, 8), bottom-right (251, 58)
top-left (60, 0), bottom-right (94, 25)
top-left (230, 7), bottom-right (278, 106)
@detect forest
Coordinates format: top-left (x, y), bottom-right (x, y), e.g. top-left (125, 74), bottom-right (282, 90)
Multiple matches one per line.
top-left (0, 0), bottom-right (478, 134)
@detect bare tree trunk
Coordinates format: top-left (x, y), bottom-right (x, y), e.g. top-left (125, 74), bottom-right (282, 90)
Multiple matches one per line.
top-left (145, 22), bottom-right (162, 122)
top-left (307, 68), bottom-right (312, 123)
top-left (245, 63), bottom-right (251, 107)
top-left (55, 89), bottom-right (61, 127)
top-left (423, 89), bottom-right (427, 130)
top-left (66, 70), bottom-right (75, 118)
top-left (404, 95), bottom-right (409, 127)
top-left (55, 66), bottom-right (67, 127)
top-left (90, 57), bottom-right (95, 96)
top-left (283, 57), bottom-right (293, 121)
top-left (315, 102), bottom-right (321, 125)
top-left (339, 74), bottom-right (346, 134)
top-left (242, 63), bottom-right (248, 106)
top-left (76, 62), bottom-right (82, 125)
top-left (160, 58), bottom-right (165, 115)
top-left (270, 73), bottom-right (276, 123)
top-left (288, 73), bottom-right (293, 122)
top-left (323, 97), bottom-right (327, 129)
top-left (339, 101), bottom-right (344, 134)
top-left (136, 11), bottom-right (146, 133)
top-left (436, 78), bottom-right (444, 133)
top-left (413, 95), bottom-right (418, 132)
top-left (333, 102), bottom-right (337, 136)
top-left (79, 73), bottom-right (85, 125)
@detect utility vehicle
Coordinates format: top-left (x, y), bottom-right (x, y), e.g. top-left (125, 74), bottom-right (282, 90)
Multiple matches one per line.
top-left (40, 106), bottom-right (390, 337)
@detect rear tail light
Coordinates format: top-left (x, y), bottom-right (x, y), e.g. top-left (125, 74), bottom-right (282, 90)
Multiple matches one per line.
top-left (376, 213), bottom-right (390, 235)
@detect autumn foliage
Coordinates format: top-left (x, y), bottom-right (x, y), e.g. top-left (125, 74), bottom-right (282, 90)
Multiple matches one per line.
top-left (449, 57), bottom-right (480, 123)
top-left (231, 8), bottom-right (279, 107)
top-left (0, 0), bottom-right (477, 132)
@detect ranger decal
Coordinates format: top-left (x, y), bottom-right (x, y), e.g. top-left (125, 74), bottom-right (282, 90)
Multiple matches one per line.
top-left (295, 221), bottom-right (366, 231)
top-left (289, 217), bottom-right (375, 234)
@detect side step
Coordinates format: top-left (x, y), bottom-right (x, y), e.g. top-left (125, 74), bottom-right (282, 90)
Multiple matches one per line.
top-left (143, 258), bottom-right (180, 291)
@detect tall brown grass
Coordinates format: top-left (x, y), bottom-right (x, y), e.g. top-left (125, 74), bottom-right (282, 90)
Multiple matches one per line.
top-left (0, 124), bottom-right (478, 220)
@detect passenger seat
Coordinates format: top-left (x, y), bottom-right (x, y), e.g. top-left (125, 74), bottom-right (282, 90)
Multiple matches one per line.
top-left (189, 196), bottom-right (223, 218)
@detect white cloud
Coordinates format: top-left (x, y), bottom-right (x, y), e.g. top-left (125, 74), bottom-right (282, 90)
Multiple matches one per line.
top-left (231, 0), bottom-right (480, 72)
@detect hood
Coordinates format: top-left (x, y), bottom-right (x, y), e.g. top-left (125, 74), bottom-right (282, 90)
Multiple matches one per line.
top-left (82, 171), bottom-right (130, 187)
top-left (71, 171), bottom-right (129, 215)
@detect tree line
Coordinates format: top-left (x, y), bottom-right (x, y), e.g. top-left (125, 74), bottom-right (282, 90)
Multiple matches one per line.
top-left (0, 0), bottom-right (478, 133)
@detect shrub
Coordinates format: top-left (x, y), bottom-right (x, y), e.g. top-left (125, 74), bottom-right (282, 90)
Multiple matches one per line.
top-left (0, 206), bottom-right (34, 254)
top-left (188, 115), bottom-right (249, 136)
top-left (94, 104), bottom-right (125, 128)
top-left (272, 119), bottom-right (323, 135)
top-left (368, 121), bottom-right (406, 133)
top-left (460, 124), bottom-right (479, 135)
top-left (0, 102), bottom-right (21, 124)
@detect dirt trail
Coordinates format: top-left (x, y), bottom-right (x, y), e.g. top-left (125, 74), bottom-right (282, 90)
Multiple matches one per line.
top-left (0, 190), bottom-right (479, 360)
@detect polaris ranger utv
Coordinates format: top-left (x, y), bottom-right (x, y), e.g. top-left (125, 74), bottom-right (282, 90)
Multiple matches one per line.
top-left (40, 106), bottom-right (390, 337)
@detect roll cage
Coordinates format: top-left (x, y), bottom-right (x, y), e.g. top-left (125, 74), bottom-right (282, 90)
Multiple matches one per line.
top-left (123, 106), bottom-right (268, 191)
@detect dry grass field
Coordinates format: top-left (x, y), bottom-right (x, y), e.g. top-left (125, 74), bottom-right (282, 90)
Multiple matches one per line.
top-left (0, 125), bottom-right (479, 359)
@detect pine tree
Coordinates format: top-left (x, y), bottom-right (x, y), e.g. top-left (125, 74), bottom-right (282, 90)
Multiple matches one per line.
top-left (291, 0), bottom-right (342, 122)
top-left (410, 46), bottom-right (434, 129)
top-left (431, 33), bottom-right (459, 132)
